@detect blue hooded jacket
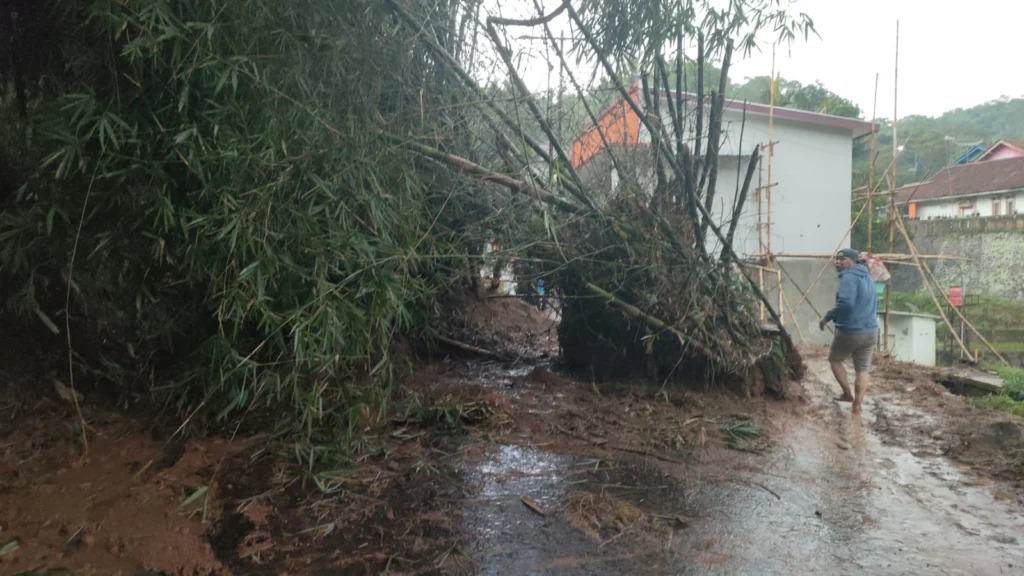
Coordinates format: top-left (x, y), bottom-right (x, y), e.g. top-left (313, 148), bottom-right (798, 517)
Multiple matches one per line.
top-left (824, 263), bottom-right (878, 333)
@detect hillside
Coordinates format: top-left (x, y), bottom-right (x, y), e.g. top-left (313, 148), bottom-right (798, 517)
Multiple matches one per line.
top-left (854, 97), bottom-right (1024, 188)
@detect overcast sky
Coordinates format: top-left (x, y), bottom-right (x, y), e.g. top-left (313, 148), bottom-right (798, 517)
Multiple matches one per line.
top-left (729, 0), bottom-right (1024, 119)
top-left (492, 0), bottom-right (1023, 120)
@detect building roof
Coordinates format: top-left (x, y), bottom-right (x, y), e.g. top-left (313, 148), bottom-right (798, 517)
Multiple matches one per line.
top-left (570, 81), bottom-right (877, 168)
top-left (894, 156), bottom-right (1024, 204)
top-left (976, 139), bottom-right (1024, 162)
top-left (717, 98), bottom-right (877, 138)
top-left (582, 81), bottom-right (877, 139)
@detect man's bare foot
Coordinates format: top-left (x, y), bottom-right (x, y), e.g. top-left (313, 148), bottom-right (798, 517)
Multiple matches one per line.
top-left (851, 401), bottom-right (862, 415)
top-left (835, 394), bottom-right (854, 403)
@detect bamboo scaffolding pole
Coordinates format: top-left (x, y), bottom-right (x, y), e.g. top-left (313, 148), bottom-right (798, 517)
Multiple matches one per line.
top-left (780, 289), bottom-right (806, 344)
top-left (776, 269), bottom-right (784, 324)
top-left (867, 72), bottom-right (879, 251)
top-left (893, 215), bottom-right (1009, 364)
top-left (885, 20), bottom-right (900, 351)
top-left (890, 217), bottom-right (974, 360)
top-left (774, 260), bottom-right (832, 331)
top-left (766, 48), bottom-right (776, 260)
top-left (771, 252), bottom-right (968, 262)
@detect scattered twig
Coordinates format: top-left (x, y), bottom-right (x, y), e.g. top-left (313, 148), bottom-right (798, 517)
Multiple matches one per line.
top-left (434, 334), bottom-right (500, 359)
top-left (608, 443), bottom-right (686, 465)
top-left (521, 495), bottom-right (546, 516)
top-left (599, 516), bottom-right (638, 548)
top-left (752, 481), bottom-right (782, 500)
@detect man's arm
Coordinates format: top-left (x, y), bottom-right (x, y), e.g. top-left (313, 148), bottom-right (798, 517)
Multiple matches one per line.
top-left (831, 273), bottom-right (856, 320)
top-left (821, 273), bottom-right (854, 329)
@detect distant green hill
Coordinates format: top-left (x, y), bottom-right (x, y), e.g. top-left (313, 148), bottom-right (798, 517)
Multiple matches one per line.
top-left (726, 75), bottom-right (1024, 190)
top-left (855, 97), bottom-right (1024, 189)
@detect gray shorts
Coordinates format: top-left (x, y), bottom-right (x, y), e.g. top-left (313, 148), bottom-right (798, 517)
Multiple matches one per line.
top-left (829, 330), bottom-right (877, 373)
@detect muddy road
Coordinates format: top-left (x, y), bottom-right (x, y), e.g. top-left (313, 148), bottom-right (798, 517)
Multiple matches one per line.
top-left (454, 354), bottom-right (1024, 575)
top-left (2, 346), bottom-right (1023, 575)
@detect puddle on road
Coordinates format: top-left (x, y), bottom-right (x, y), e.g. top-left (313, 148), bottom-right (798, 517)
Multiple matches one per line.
top-left (459, 444), bottom-right (695, 575)
top-left (455, 363), bottom-right (1024, 575)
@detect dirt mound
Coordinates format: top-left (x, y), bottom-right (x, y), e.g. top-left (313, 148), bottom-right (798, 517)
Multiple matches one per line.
top-left (950, 421), bottom-right (1024, 480)
top-left (962, 421), bottom-right (1024, 456)
top-left (0, 414), bottom-right (240, 575)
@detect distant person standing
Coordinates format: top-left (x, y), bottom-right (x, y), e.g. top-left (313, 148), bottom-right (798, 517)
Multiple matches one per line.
top-left (819, 248), bottom-right (879, 415)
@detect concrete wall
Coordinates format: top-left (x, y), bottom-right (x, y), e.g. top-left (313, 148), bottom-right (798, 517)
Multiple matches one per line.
top-left (764, 258), bottom-right (838, 346)
top-left (894, 215), bottom-right (1024, 301)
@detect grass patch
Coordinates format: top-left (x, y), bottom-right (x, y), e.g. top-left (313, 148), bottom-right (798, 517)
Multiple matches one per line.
top-left (970, 365), bottom-right (1024, 416)
top-left (722, 419), bottom-right (763, 451)
top-left (992, 342), bottom-right (1024, 353)
top-left (993, 365), bottom-right (1024, 400)
top-left (971, 395), bottom-right (1024, 418)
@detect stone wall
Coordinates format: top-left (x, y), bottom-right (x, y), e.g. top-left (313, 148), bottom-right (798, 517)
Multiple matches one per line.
top-left (893, 216), bottom-right (1024, 301)
top-left (892, 215), bottom-right (1024, 301)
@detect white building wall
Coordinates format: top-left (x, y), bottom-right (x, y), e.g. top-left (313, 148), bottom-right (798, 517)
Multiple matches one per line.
top-left (641, 107), bottom-right (855, 257)
top-left (915, 191), bottom-right (1024, 219)
top-left (977, 197), bottom-right (994, 216)
top-left (708, 110), bottom-right (854, 257)
top-left (916, 202), bottom-right (955, 219)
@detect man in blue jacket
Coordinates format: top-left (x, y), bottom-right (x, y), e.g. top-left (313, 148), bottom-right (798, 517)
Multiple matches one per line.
top-left (819, 248), bottom-right (879, 415)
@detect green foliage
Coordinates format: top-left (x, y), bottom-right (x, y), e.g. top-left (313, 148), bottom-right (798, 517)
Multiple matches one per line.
top-left (0, 0), bottom-right (490, 466)
top-left (853, 97), bottom-right (1024, 190)
top-left (971, 394), bottom-right (1024, 418)
top-left (993, 365), bottom-right (1024, 401)
top-left (575, 0), bottom-right (816, 66)
top-left (723, 418), bottom-right (762, 450)
top-left (729, 76), bottom-right (861, 118)
top-left (969, 365), bottom-right (1024, 416)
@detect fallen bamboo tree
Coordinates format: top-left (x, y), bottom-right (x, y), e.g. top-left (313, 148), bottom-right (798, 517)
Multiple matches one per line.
top-left (382, 0), bottom-right (814, 391)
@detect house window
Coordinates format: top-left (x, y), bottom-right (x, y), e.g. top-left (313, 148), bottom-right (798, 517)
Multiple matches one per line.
top-left (993, 199), bottom-right (1002, 216)
top-left (958, 201), bottom-right (975, 217)
top-left (1009, 197), bottom-right (1016, 215)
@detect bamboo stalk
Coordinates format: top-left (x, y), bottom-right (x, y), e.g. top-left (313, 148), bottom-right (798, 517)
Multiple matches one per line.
top-left (384, 0), bottom-right (587, 202)
top-left (483, 17), bottom-right (581, 188)
top-left (867, 72), bottom-right (879, 251)
top-left (584, 282), bottom-right (717, 361)
top-left (565, 4), bottom-right (791, 340)
top-left (723, 143), bottom-right (761, 259)
top-left (378, 131), bottom-right (581, 214)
